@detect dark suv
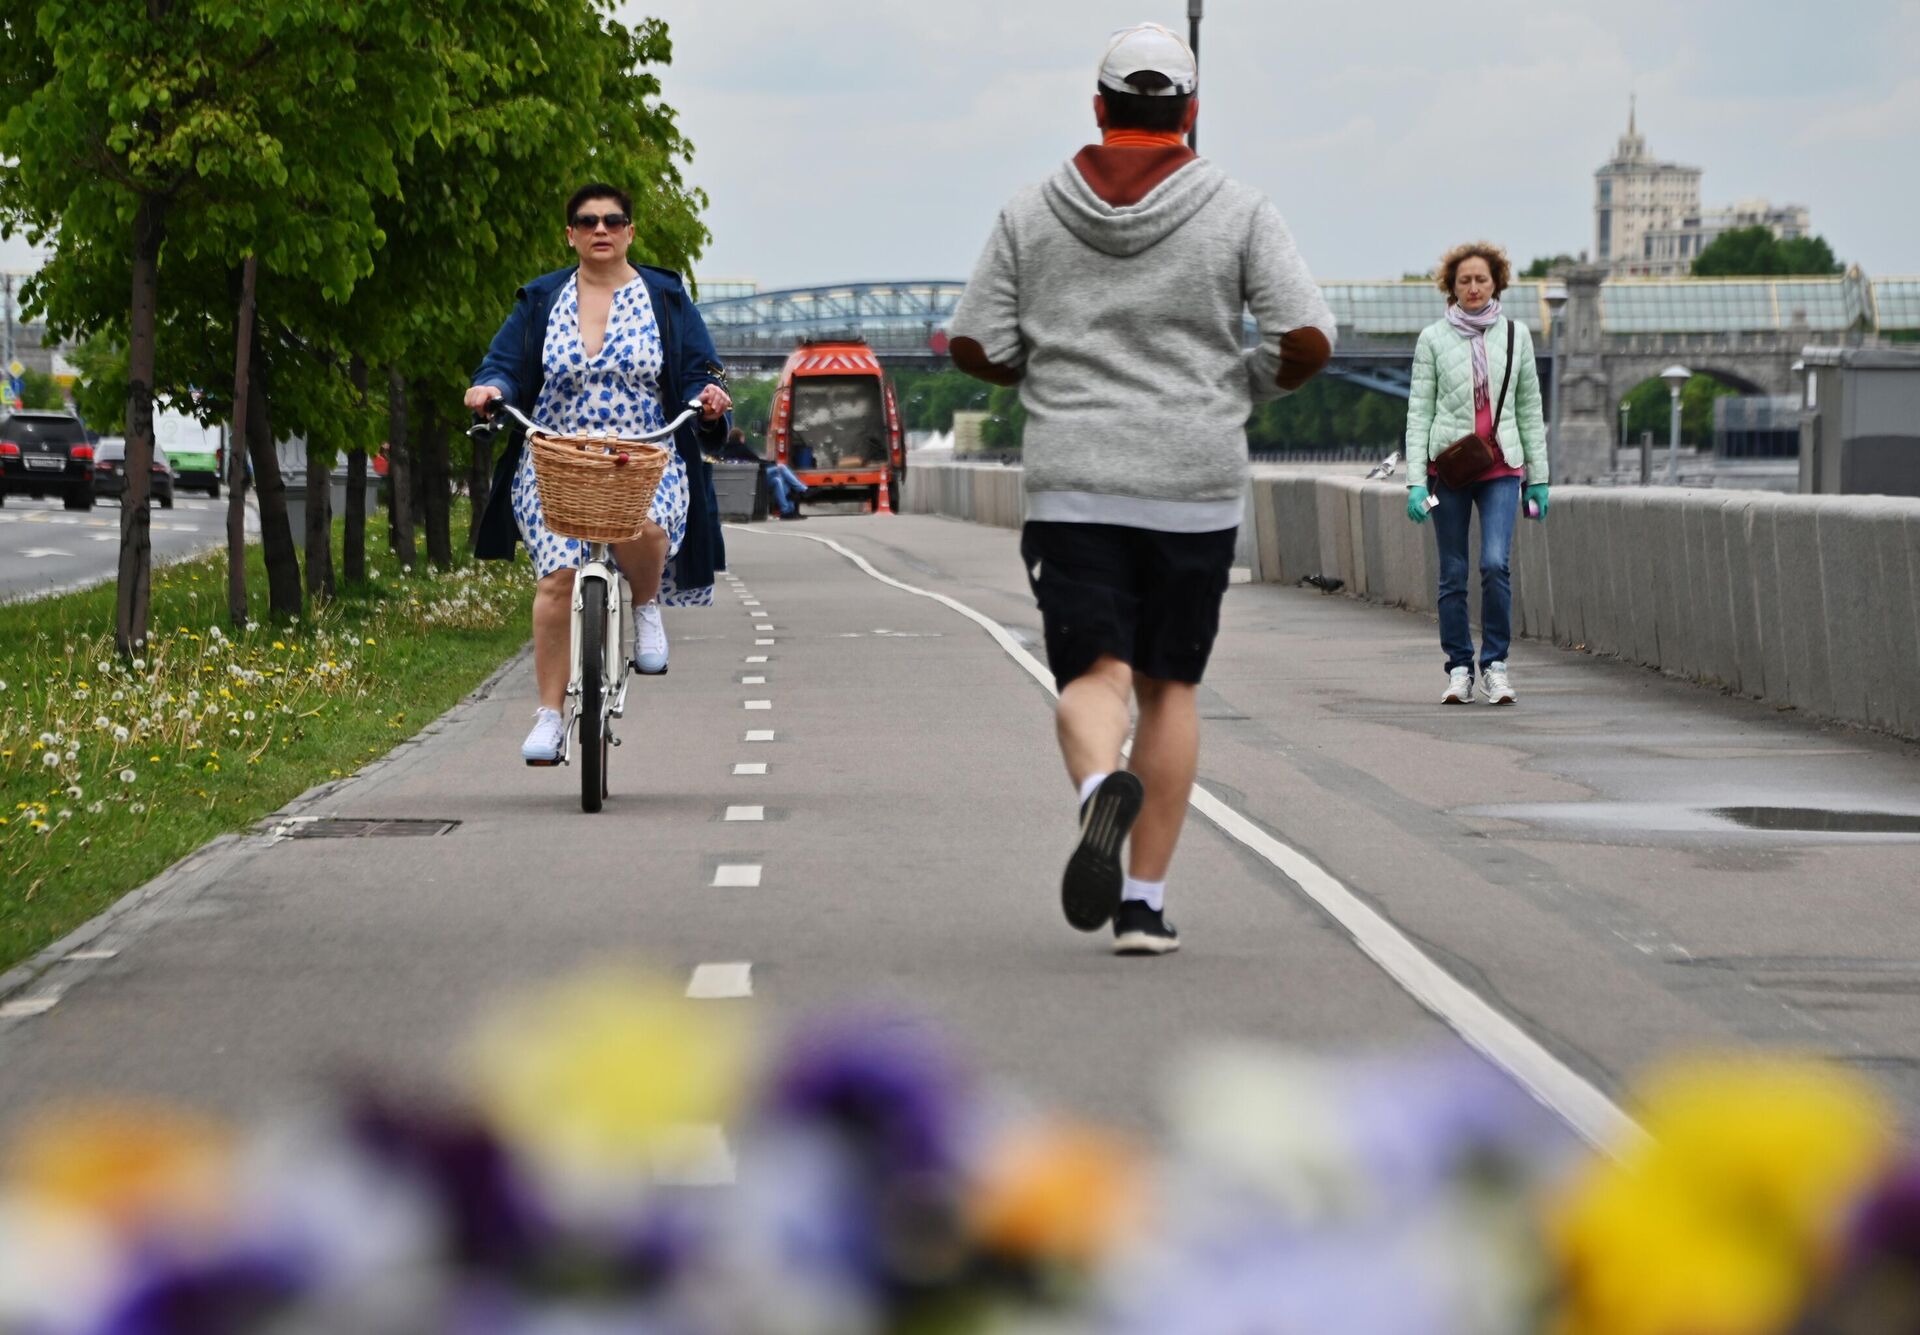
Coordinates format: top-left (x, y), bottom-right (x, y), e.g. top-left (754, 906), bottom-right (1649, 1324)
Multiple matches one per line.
top-left (0, 411), bottom-right (95, 510)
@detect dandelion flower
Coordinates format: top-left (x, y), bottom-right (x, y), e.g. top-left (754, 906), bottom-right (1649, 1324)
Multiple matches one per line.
top-left (94, 716), bottom-right (111, 730)
top-left (88, 802), bottom-right (104, 815)
top-left (242, 711), bottom-right (256, 722)
top-left (57, 809), bottom-right (71, 822)
top-left (130, 802), bottom-right (147, 814)
top-left (42, 752), bottom-right (60, 769)
top-left (120, 770), bottom-right (137, 784)
top-left (113, 727), bottom-right (130, 744)
top-left (0, 680), bottom-right (8, 692)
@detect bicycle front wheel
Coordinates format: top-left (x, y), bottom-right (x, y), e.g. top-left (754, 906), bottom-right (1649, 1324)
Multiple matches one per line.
top-left (579, 574), bottom-right (608, 813)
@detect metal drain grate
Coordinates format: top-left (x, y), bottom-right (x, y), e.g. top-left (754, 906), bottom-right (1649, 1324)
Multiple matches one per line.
top-left (276, 817), bottom-right (460, 839)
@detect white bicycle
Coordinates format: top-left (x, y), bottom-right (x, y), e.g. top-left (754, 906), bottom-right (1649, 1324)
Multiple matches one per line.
top-left (471, 398), bottom-right (702, 813)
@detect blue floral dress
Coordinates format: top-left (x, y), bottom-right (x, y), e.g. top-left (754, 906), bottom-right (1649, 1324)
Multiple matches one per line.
top-left (511, 272), bottom-right (711, 606)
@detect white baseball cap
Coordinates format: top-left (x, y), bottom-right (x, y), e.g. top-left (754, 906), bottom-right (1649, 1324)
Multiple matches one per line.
top-left (1097, 22), bottom-right (1198, 97)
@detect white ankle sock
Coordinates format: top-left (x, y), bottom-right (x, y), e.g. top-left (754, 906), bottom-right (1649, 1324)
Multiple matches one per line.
top-left (1122, 876), bottom-right (1165, 911)
top-left (1077, 772), bottom-right (1108, 808)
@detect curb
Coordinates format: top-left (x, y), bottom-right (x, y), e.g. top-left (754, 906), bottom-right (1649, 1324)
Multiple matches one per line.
top-left (0, 644), bottom-right (532, 1021)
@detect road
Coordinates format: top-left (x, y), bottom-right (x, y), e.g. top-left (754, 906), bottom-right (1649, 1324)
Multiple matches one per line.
top-left (0, 492), bottom-right (251, 602)
top-left (3, 512), bottom-right (1919, 1151)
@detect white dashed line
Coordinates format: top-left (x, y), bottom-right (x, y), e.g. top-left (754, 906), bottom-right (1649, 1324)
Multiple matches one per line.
top-left (750, 610), bottom-right (768, 618)
top-left (756, 639), bottom-right (775, 646)
top-left (724, 805), bottom-right (764, 822)
top-left (746, 655), bottom-right (768, 664)
top-left (732, 762), bottom-right (768, 776)
top-left (744, 730), bottom-right (775, 742)
top-left (711, 864), bottom-right (762, 887)
top-left (744, 700), bottom-right (771, 710)
top-left (0, 994), bottom-right (61, 1019)
top-left (65, 948), bottom-right (119, 962)
top-left (687, 962), bottom-right (754, 998)
top-left (742, 675), bottom-right (766, 685)
top-left (743, 600), bottom-right (761, 607)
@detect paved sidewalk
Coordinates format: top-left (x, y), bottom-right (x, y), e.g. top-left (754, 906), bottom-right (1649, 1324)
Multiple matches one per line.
top-left (5, 512), bottom-right (1918, 1141)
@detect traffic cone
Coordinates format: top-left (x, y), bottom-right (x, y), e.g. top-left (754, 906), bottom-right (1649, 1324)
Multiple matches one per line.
top-left (877, 469), bottom-right (895, 516)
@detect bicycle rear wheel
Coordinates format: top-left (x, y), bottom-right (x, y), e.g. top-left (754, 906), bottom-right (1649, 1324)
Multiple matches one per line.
top-left (579, 575), bottom-right (608, 813)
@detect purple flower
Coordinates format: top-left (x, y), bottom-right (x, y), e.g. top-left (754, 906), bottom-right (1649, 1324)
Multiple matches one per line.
top-left (91, 1248), bottom-right (309, 1335)
top-left (1850, 1157), bottom-right (1920, 1266)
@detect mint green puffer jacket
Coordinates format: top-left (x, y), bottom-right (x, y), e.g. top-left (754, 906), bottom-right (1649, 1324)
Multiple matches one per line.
top-left (1403, 316), bottom-right (1549, 488)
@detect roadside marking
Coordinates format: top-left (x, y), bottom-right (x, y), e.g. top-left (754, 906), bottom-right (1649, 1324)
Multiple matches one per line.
top-left (725, 805), bottom-right (764, 822)
top-left (745, 700), bottom-right (771, 710)
top-left (712, 864), bottom-right (762, 887)
top-left (756, 639), bottom-right (775, 646)
top-left (687, 962), bottom-right (753, 998)
top-left (744, 730), bottom-right (775, 742)
top-left (746, 655), bottom-right (768, 664)
top-left (742, 675), bottom-right (766, 685)
top-left (743, 600), bottom-right (761, 607)
top-left (21, 547), bottom-right (72, 559)
top-left (92, 534), bottom-right (116, 542)
top-left (732, 762), bottom-right (768, 776)
top-left (736, 525), bottom-right (1647, 1158)
top-left (65, 948), bottom-right (119, 962)
top-left (750, 610), bottom-right (768, 618)
top-left (0, 993), bottom-right (61, 1019)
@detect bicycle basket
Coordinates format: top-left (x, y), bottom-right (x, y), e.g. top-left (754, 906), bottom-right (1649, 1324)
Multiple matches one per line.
top-left (528, 431), bottom-right (672, 543)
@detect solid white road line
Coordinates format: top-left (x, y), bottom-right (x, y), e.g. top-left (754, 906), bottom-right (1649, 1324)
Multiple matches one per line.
top-left (712, 864), bottom-right (762, 888)
top-left (725, 805), bottom-right (765, 822)
top-left (744, 730), bottom-right (775, 742)
top-left (732, 762), bottom-right (768, 776)
top-left (733, 524), bottom-right (1646, 1158)
top-left (687, 962), bottom-right (754, 998)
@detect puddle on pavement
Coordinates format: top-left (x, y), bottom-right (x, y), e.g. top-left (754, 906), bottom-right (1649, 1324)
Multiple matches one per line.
top-left (1711, 806), bottom-right (1920, 835)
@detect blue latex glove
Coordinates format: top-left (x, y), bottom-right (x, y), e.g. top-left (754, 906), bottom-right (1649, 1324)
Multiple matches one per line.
top-left (1406, 486), bottom-right (1432, 525)
top-left (1525, 483), bottom-right (1550, 521)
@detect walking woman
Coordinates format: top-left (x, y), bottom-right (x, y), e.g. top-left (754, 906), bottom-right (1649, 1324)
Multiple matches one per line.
top-left (1404, 242), bottom-right (1548, 705)
top-left (466, 183), bottom-right (733, 763)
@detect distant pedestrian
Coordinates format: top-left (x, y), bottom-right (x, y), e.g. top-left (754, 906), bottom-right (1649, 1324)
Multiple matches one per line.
top-left (950, 21), bottom-right (1336, 955)
top-left (1403, 242), bottom-right (1549, 706)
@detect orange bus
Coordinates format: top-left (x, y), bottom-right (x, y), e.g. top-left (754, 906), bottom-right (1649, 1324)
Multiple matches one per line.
top-left (767, 340), bottom-right (904, 511)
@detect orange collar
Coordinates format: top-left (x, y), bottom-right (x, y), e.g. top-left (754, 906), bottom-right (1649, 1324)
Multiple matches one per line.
top-left (1101, 128), bottom-right (1187, 149)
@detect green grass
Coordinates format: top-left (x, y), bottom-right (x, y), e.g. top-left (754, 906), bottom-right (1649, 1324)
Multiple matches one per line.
top-left (0, 503), bottom-right (534, 974)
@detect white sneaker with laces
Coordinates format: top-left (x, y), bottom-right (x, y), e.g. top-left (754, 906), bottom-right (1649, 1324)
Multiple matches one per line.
top-left (521, 707), bottom-right (565, 765)
top-left (634, 602), bottom-right (668, 675)
top-left (1442, 666), bottom-right (1474, 705)
top-left (1482, 661), bottom-right (1516, 705)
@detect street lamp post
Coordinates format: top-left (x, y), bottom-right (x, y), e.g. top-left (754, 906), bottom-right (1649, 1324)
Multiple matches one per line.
top-left (1618, 399), bottom-right (1629, 476)
top-left (1543, 281), bottom-right (1568, 480)
top-left (1660, 364), bottom-right (1692, 485)
top-left (1187, 0), bottom-right (1202, 153)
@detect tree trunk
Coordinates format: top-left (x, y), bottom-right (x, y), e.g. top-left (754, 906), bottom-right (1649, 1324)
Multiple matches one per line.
top-left (467, 417), bottom-right (492, 554)
top-left (305, 439), bottom-right (335, 601)
top-left (344, 357), bottom-right (368, 585)
top-left (116, 194), bottom-right (163, 657)
top-left (226, 256), bottom-right (258, 629)
top-left (421, 392), bottom-right (452, 570)
top-left (243, 362), bottom-right (303, 618)
top-left (385, 366), bottom-right (416, 569)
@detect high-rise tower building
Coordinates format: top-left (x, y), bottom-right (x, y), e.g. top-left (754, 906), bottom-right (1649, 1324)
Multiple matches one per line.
top-left (1593, 99), bottom-right (1702, 277)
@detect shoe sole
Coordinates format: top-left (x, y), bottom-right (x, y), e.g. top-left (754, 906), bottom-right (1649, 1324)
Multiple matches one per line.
top-left (1113, 930), bottom-right (1180, 956)
top-left (523, 756), bottom-right (562, 767)
top-left (1062, 772), bottom-right (1145, 932)
top-left (633, 664), bottom-right (668, 676)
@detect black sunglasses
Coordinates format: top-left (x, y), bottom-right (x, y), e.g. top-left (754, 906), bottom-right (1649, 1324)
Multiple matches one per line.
top-left (570, 211), bottom-right (631, 232)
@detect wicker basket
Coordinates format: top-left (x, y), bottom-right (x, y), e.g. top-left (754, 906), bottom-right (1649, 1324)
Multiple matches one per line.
top-left (527, 432), bottom-right (672, 543)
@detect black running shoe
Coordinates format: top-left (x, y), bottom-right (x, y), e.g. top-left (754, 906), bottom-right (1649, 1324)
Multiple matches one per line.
top-left (1061, 772), bottom-right (1144, 932)
top-left (1113, 900), bottom-right (1180, 956)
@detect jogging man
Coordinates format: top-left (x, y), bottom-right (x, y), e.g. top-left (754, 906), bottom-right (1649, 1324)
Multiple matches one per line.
top-left (949, 22), bottom-right (1335, 955)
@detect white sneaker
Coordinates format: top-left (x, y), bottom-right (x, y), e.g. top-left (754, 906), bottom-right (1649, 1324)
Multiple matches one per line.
top-left (634, 602), bottom-right (668, 675)
top-left (1482, 661), bottom-right (1516, 705)
top-left (521, 708), bottom-right (565, 765)
top-left (1442, 666), bottom-right (1474, 705)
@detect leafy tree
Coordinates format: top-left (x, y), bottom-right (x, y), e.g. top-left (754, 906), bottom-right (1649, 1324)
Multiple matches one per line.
top-left (1692, 226), bottom-right (1840, 277)
top-left (1618, 373), bottom-right (1740, 449)
top-left (67, 335), bottom-right (128, 430)
top-left (16, 367), bottom-right (65, 410)
top-left (729, 375), bottom-right (776, 441)
top-left (1521, 253), bottom-right (1580, 279)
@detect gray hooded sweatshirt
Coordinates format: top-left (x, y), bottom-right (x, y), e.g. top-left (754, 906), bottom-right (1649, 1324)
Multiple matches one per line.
top-left (949, 156), bottom-right (1336, 531)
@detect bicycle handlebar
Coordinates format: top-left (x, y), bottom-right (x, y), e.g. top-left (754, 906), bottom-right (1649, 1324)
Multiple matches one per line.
top-left (469, 396), bottom-right (705, 445)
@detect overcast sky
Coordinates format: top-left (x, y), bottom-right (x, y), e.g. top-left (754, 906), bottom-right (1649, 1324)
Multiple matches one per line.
top-left (6, 1), bottom-right (1916, 288)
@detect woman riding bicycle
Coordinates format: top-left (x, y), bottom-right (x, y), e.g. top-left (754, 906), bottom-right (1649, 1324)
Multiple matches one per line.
top-left (466, 183), bottom-right (733, 764)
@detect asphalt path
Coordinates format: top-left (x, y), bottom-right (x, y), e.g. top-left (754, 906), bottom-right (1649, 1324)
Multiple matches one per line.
top-left (3, 513), bottom-right (1918, 1153)
top-left (0, 492), bottom-right (251, 602)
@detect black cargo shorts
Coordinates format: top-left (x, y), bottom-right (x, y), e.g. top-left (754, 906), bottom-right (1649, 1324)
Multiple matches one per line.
top-left (1019, 520), bottom-right (1238, 690)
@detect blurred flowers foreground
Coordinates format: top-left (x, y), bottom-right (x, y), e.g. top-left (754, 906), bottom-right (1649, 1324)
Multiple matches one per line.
top-left (2, 970), bottom-right (1917, 1335)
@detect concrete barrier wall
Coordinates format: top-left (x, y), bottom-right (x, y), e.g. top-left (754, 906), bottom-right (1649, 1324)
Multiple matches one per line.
top-left (904, 460), bottom-right (1920, 740)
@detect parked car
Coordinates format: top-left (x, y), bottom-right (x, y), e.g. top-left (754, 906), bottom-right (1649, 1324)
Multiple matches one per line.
top-left (154, 410), bottom-right (223, 497)
top-left (0, 410), bottom-right (95, 510)
top-left (92, 437), bottom-right (175, 508)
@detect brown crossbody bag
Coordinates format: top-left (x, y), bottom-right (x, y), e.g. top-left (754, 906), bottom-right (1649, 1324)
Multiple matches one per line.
top-left (1430, 319), bottom-right (1515, 490)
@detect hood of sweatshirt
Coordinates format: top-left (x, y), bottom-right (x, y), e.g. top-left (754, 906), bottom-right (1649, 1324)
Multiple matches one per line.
top-left (1043, 153), bottom-right (1226, 258)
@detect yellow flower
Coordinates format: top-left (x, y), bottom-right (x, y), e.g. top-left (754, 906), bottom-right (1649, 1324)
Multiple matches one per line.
top-left (4, 1103), bottom-right (233, 1232)
top-left (467, 968), bottom-right (750, 1186)
top-left (1550, 1055), bottom-right (1894, 1335)
top-left (968, 1121), bottom-right (1145, 1268)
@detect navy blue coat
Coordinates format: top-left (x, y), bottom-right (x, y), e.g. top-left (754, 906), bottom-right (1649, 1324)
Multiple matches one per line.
top-left (471, 264), bottom-right (731, 593)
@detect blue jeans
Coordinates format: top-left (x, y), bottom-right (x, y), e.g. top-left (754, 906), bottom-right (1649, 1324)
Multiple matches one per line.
top-left (1431, 474), bottom-right (1521, 675)
top-left (767, 464), bottom-right (807, 515)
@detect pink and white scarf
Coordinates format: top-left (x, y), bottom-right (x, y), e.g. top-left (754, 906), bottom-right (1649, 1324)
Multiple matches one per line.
top-left (1445, 299), bottom-right (1503, 411)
